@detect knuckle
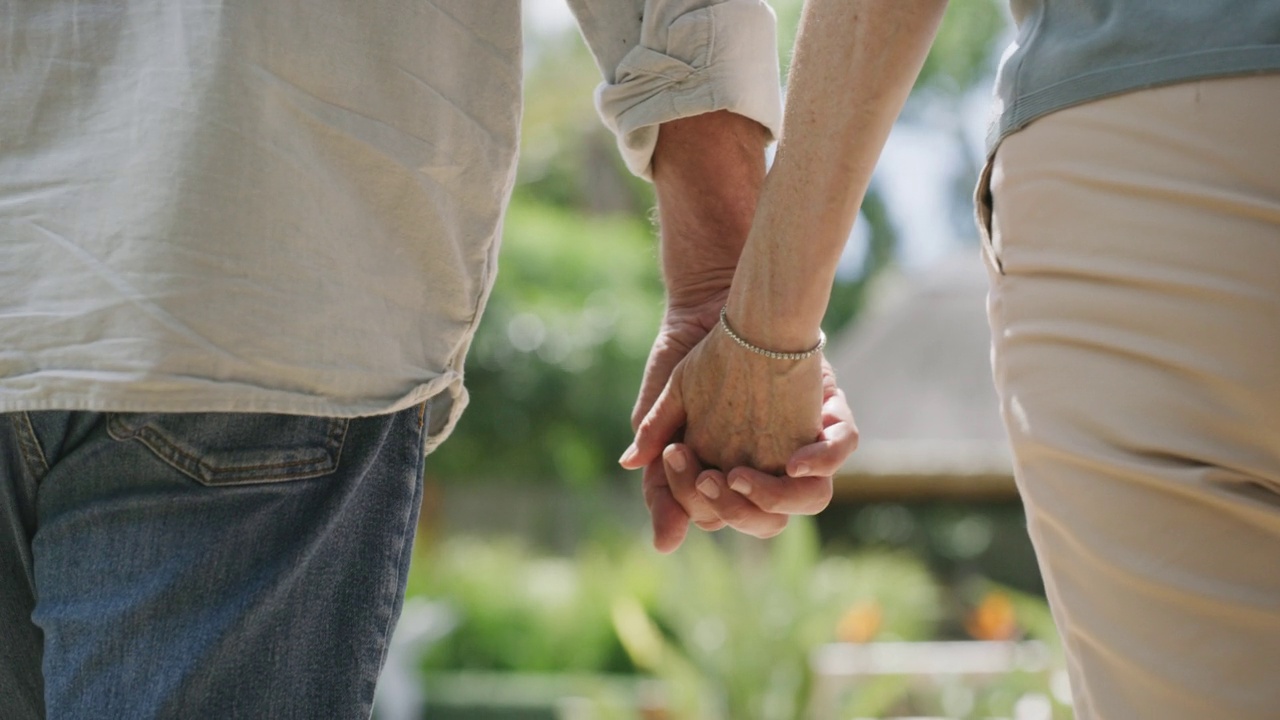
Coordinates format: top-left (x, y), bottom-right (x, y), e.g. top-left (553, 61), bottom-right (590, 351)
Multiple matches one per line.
top-left (636, 416), bottom-right (658, 439)
top-left (746, 498), bottom-right (777, 516)
top-left (669, 484), bottom-right (694, 503)
top-left (720, 504), bottom-right (754, 526)
top-left (641, 486), bottom-right (663, 508)
top-left (688, 505), bottom-right (719, 524)
top-left (751, 490), bottom-right (785, 514)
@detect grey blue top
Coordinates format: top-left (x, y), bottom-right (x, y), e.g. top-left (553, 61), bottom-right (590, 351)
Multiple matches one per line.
top-left (991, 0), bottom-right (1280, 149)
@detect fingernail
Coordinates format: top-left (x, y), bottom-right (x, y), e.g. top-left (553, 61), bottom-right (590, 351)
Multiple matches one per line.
top-left (792, 463), bottom-right (811, 477)
top-left (697, 476), bottom-right (720, 499)
top-left (665, 448), bottom-right (687, 472)
top-left (619, 442), bottom-right (638, 466)
top-left (729, 475), bottom-right (751, 495)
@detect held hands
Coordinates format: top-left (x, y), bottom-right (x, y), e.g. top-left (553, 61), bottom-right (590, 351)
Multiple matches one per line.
top-left (622, 318), bottom-right (859, 552)
top-left (635, 109), bottom-right (859, 551)
top-left (631, 320), bottom-right (824, 473)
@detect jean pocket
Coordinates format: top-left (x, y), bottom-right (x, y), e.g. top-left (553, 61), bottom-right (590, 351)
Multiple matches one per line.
top-left (974, 153), bottom-right (1004, 276)
top-left (107, 412), bottom-right (349, 486)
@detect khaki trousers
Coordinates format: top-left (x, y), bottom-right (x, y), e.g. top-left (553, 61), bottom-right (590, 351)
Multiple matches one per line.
top-left (983, 75), bottom-right (1280, 720)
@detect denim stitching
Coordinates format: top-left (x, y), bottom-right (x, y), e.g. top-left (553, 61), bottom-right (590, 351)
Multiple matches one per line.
top-left (11, 413), bottom-right (50, 482)
top-left (107, 415), bottom-right (349, 484)
top-left (139, 426), bottom-right (336, 473)
top-left (365, 408), bottom-right (426, 715)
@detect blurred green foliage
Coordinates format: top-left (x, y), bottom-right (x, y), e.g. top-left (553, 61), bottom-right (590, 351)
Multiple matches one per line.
top-left (412, 537), bottom-right (636, 674)
top-left (427, 198), bottom-right (662, 485)
top-left (611, 520), bottom-right (943, 720)
top-left (409, 519), bottom-right (1071, 720)
top-left (918, 0), bottom-right (1010, 97)
top-left (772, 0), bottom-right (1007, 93)
top-left (413, 520), bottom-right (943, 712)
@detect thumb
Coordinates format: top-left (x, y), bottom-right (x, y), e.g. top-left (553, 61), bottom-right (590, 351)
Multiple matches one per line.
top-left (620, 371), bottom-right (687, 470)
top-left (631, 337), bottom-right (688, 431)
top-left (632, 358), bottom-right (674, 432)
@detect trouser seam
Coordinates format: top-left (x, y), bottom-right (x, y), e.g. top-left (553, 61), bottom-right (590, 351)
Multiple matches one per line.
top-left (364, 412), bottom-right (426, 716)
top-left (366, 519), bottom-right (410, 715)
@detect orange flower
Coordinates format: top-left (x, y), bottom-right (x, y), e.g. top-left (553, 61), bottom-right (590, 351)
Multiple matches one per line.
top-left (965, 591), bottom-right (1018, 641)
top-left (836, 601), bottom-right (883, 643)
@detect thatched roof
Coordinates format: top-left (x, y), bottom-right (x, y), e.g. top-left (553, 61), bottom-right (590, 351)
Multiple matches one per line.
top-left (828, 253), bottom-right (1015, 501)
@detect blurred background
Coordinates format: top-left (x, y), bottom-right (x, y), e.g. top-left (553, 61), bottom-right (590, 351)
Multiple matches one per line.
top-left (378, 3), bottom-right (1075, 719)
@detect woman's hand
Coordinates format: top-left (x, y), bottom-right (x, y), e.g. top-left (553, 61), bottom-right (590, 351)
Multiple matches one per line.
top-left (629, 322), bottom-right (825, 474)
top-left (623, 329), bottom-right (857, 549)
top-left (658, 363), bottom-right (858, 539)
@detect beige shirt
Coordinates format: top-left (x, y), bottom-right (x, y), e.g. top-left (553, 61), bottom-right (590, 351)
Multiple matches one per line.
top-left (0, 0), bottom-right (781, 450)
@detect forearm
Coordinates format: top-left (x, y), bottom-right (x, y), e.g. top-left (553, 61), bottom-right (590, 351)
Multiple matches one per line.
top-left (727, 0), bottom-right (949, 349)
top-left (652, 110), bottom-right (771, 310)
top-left (566, 0), bottom-right (779, 307)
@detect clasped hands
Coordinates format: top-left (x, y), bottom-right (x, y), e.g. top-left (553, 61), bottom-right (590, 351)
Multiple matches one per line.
top-left (620, 305), bottom-right (859, 553)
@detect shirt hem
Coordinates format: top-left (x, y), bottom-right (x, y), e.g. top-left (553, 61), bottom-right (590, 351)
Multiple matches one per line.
top-left (989, 46), bottom-right (1280, 153)
top-left (0, 376), bottom-right (457, 419)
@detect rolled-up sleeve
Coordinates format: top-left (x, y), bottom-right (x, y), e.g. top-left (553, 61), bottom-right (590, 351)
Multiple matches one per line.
top-left (567, 0), bottom-right (783, 180)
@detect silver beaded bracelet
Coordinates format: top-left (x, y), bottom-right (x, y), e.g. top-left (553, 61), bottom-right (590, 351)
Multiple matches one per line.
top-left (718, 306), bottom-right (826, 361)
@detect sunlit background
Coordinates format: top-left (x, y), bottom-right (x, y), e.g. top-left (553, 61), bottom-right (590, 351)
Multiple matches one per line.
top-left (376, 3), bottom-right (1074, 719)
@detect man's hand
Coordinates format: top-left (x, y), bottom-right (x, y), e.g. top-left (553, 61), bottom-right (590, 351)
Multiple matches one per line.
top-left (630, 304), bottom-right (727, 552)
top-left (631, 110), bottom-right (771, 551)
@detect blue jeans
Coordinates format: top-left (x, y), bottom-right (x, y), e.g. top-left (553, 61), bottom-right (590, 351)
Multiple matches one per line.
top-left (0, 403), bottom-right (429, 719)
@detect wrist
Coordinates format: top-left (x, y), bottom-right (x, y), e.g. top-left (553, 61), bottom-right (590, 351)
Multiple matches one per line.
top-left (721, 299), bottom-right (825, 357)
top-left (718, 305), bottom-right (826, 361)
top-left (723, 210), bottom-right (837, 351)
top-left (652, 110), bottom-right (769, 312)
top-left (658, 294), bottom-right (726, 351)
top-left (665, 270), bottom-right (734, 317)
